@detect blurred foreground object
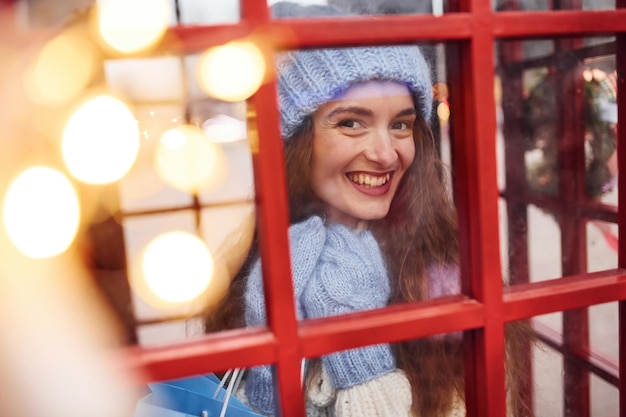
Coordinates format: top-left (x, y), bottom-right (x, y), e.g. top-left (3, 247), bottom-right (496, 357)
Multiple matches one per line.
top-left (0, 5), bottom-right (142, 417)
top-left (0, 244), bottom-right (143, 417)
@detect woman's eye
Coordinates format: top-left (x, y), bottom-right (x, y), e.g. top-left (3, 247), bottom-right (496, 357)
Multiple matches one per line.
top-left (338, 119), bottom-right (363, 129)
top-left (392, 121), bottom-right (412, 130)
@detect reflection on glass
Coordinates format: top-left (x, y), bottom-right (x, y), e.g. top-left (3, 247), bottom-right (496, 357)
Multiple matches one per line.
top-left (519, 57), bottom-right (617, 202)
top-left (497, 36), bottom-right (618, 284)
top-left (528, 309), bottom-right (619, 417)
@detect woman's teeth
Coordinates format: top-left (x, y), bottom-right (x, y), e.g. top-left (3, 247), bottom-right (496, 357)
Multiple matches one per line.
top-left (348, 173), bottom-right (391, 188)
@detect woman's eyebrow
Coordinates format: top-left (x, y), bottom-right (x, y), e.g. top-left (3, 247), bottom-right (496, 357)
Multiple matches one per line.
top-left (396, 107), bottom-right (417, 118)
top-left (326, 106), bottom-right (373, 119)
top-left (325, 106), bottom-right (417, 119)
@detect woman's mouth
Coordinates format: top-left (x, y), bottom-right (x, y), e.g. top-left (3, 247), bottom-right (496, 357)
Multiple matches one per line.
top-left (347, 172), bottom-right (391, 189)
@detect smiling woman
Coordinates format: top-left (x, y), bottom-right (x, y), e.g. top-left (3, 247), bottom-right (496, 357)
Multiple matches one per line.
top-left (310, 81), bottom-right (417, 227)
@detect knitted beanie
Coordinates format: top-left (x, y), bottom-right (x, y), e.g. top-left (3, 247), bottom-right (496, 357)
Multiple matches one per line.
top-left (272, 3), bottom-right (433, 139)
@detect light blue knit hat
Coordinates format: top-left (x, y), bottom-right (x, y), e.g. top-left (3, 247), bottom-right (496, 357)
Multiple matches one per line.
top-left (277, 45), bottom-right (433, 139)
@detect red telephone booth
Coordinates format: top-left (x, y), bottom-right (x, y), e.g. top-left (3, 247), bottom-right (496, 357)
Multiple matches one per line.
top-left (6, 0), bottom-right (625, 416)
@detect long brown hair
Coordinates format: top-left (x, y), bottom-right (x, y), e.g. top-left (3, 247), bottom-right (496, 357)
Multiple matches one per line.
top-left (205, 105), bottom-right (533, 416)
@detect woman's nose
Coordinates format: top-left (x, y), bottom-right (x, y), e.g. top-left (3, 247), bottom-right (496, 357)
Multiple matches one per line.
top-left (363, 130), bottom-right (398, 167)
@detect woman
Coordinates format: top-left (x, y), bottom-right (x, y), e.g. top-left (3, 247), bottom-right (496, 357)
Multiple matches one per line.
top-left (205, 4), bottom-right (533, 417)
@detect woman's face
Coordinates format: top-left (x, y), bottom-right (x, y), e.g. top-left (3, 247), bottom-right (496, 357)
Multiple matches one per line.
top-left (310, 80), bottom-right (416, 228)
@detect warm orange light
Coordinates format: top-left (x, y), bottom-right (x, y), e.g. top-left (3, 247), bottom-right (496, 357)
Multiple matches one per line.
top-left (141, 231), bottom-right (214, 303)
top-left (24, 29), bottom-right (98, 106)
top-left (154, 125), bottom-right (228, 194)
top-left (62, 95), bottom-right (140, 184)
top-left (3, 167), bottom-right (80, 259)
top-left (437, 101), bottom-right (450, 123)
top-left (96, 0), bottom-right (170, 54)
top-left (196, 40), bottom-right (266, 102)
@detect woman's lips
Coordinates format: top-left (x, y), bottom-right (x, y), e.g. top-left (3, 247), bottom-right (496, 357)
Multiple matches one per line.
top-left (346, 172), bottom-right (393, 196)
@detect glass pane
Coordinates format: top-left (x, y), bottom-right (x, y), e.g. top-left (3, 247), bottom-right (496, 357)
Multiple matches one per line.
top-left (587, 221), bottom-right (618, 272)
top-left (177, 0), bottom-right (239, 24)
top-left (528, 204), bottom-right (563, 281)
top-left (272, 0), bottom-right (445, 17)
top-left (497, 36), bottom-right (618, 284)
top-left (532, 333), bottom-right (564, 416)
top-left (494, 0), bottom-right (615, 11)
top-left (123, 211), bottom-right (201, 344)
top-left (591, 374), bottom-right (619, 415)
top-left (589, 302), bottom-right (618, 364)
top-left (526, 308), bottom-right (619, 416)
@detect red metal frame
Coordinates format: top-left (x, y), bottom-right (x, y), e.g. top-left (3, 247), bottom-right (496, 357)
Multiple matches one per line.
top-left (118, 2), bottom-right (626, 416)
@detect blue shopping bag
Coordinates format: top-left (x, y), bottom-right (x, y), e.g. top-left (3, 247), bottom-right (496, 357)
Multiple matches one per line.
top-left (134, 373), bottom-right (264, 417)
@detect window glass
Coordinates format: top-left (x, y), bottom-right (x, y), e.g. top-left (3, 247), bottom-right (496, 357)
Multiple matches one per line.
top-left (494, 0), bottom-right (615, 11)
top-left (497, 36), bottom-right (618, 284)
top-left (589, 302), bottom-right (618, 364)
top-left (587, 221), bottom-right (618, 272)
top-left (123, 211), bottom-right (202, 343)
top-left (532, 334), bottom-right (564, 415)
top-left (177, 0), bottom-right (239, 24)
top-left (271, 0), bottom-right (445, 17)
top-left (524, 307), bottom-right (619, 416)
top-left (591, 374), bottom-right (619, 415)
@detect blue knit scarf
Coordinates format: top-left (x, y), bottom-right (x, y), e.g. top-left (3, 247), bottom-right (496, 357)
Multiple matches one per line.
top-left (244, 216), bottom-right (394, 415)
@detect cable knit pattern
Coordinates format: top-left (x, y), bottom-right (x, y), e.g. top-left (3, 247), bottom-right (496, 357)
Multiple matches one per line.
top-left (335, 370), bottom-right (413, 417)
top-left (244, 216), bottom-right (396, 415)
top-left (302, 222), bottom-right (394, 389)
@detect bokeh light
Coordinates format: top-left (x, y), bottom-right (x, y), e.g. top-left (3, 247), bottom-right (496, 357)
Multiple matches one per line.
top-left (437, 101), bottom-right (450, 123)
top-left (96, 0), bottom-right (170, 54)
top-left (196, 40), bottom-right (266, 102)
top-left (62, 94), bottom-right (140, 184)
top-left (24, 28), bottom-right (98, 106)
top-left (3, 167), bottom-right (80, 259)
top-left (142, 231), bottom-right (214, 303)
top-left (154, 124), bottom-right (228, 194)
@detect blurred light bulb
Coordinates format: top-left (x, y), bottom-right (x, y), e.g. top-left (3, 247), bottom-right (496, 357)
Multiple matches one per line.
top-left (3, 167), bottom-right (80, 258)
top-left (24, 29), bottom-right (98, 106)
top-left (437, 101), bottom-right (450, 123)
top-left (142, 231), bottom-right (214, 303)
top-left (63, 95), bottom-right (140, 184)
top-left (96, 0), bottom-right (170, 54)
top-left (154, 124), bottom-right (228, 194)
top-left (197, 41), bottom-right (266, 102)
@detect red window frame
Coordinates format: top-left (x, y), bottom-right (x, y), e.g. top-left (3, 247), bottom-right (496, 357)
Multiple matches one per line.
top-left (117, 1), bottom-right (626, 416)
